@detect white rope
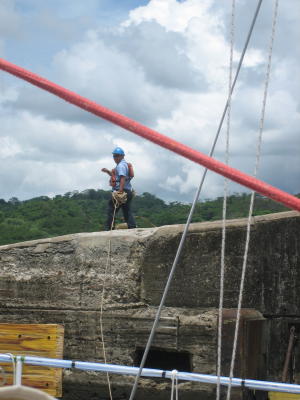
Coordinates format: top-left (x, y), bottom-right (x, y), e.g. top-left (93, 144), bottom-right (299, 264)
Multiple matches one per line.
top-left (170, 370), bottom-right (179, 400)
top-left (217, 1), bottom-right (235, 400)
top-left (99, 201), bottom-right (117, 400)
top-left (226, 1), bottom-right (279, 399)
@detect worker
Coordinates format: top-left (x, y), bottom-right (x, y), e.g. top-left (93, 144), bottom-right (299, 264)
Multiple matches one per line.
top-left (102, 147), bottom-right (137, 230)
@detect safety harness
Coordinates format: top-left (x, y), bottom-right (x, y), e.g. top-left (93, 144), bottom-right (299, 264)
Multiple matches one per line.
top-left (109, 162), bottom-right (134, 187)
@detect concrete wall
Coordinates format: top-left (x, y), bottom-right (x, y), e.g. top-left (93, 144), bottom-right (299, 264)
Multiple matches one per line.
top-left (0, 211), bottom-right (299, 399)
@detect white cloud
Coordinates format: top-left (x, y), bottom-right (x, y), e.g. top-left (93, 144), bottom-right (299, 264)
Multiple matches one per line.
top-left (156, 91), bottom-right (226, 150)
top-left (242, 49), bottom-right (264, 68)
top-left (0, 0), bottom-right (20, 36)
top-left (124, 0), bottom-right (232, 89)
top-left (9, 27), bottom-right (180, 125)
top-left (0, 136), bottom-right (22, 158)
top-left (162, 174), bottom-right (184, 192)
top-left (124, 0), bottom-right (214, 33)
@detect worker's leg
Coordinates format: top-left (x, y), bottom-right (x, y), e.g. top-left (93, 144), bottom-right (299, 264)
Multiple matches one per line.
top-left (122, 190), bottom-right (136, 229)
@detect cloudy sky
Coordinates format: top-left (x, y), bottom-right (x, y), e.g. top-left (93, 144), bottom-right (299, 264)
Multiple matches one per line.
top-left (0, 0), bottom-right (299, 204)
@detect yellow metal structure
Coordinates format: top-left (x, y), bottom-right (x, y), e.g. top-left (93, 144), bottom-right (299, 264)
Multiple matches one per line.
top-left (0, 324), bottom-right (64, 397)
top-left (269, 393), bottom-right (300, 400)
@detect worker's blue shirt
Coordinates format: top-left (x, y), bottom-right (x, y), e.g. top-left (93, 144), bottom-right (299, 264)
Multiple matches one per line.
top-left (114, 159), bottom-right (132, 191)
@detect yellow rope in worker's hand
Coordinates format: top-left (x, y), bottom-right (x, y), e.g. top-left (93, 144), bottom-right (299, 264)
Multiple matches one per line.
top-left (112, 191), bottom-right (127, 206)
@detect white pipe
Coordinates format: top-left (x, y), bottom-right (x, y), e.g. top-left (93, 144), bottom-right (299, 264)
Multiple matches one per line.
top-left (15, 357), bottom-right (23, 385)
top-left (0, 353), bottom-right (300, 394)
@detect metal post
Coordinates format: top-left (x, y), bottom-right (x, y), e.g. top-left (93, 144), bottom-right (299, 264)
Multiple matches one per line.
top-left (15, 356), bottom-right (23, 385)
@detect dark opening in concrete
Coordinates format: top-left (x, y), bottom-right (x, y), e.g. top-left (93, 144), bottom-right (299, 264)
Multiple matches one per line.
top-left (134, 347), bottom-right (192, 372)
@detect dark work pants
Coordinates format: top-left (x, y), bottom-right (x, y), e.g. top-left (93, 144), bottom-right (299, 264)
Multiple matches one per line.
top-left (104, 189), bottom-right (136, 231)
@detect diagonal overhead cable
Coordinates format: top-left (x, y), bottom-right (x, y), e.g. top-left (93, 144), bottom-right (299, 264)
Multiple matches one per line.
top-left (128, 1), bottom-right (264, 399)
top-left (0, 51), bottom-right (299, 208)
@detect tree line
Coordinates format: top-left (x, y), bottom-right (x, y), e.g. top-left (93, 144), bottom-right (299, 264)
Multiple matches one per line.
top-left (0, 189), bottom-right (295, 246)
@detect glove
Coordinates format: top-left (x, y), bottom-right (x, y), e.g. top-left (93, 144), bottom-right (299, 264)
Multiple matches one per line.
top-left (112, 191), bottom-right (127, 206)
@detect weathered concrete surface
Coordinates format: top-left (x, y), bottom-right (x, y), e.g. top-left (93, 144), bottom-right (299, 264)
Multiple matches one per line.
top-left (0, 211), bottom-right (299, 399)
top-left (141, 211), bottom-right (300, 315)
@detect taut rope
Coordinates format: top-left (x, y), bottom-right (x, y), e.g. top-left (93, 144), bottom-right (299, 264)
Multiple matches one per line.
top-left (217, 1), bottom-right (236, 399)
top-left (226, 1), bottom-right (279, 399)
top-left (99, 200), bottom-right (117, 400)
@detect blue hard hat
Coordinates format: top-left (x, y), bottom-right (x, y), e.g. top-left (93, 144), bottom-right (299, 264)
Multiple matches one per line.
top-left (112, 147), bottom-right (125, 155)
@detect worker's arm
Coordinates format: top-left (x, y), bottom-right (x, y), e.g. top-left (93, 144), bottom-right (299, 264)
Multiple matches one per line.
top-left (119, 176), bottom-right (125, 192)
top-left (101, 168), bottom-right (112, 176)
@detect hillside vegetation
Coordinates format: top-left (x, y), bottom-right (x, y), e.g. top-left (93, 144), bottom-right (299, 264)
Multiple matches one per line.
top-left (0, 189), bottom-right (294, 246)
